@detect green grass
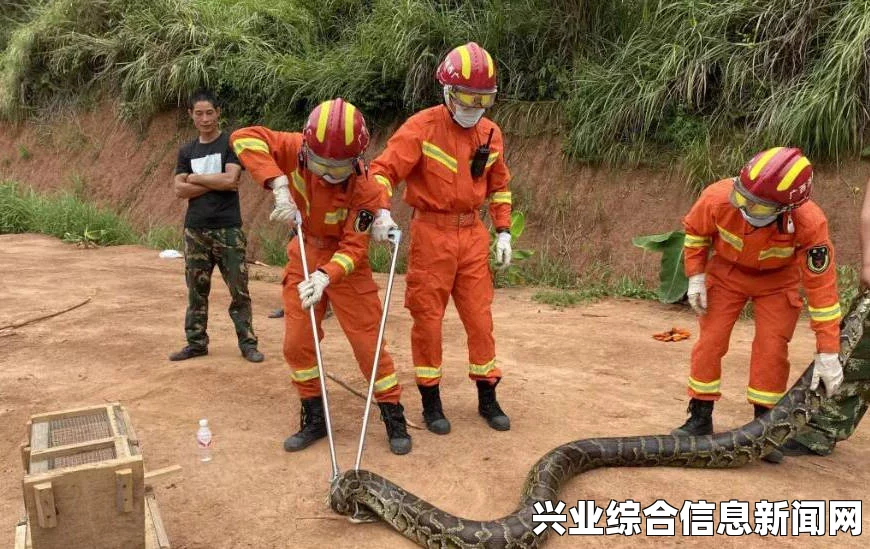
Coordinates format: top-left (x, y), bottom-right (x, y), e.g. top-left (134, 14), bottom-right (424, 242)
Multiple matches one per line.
top-left (368, 241), bottom-right (407, 274)
top-left (141, 223), bottom-right (183, 250)
top-left (0, 180), bottom-right (138, 244)
top-left (514, 250), bottom-right (580, 289)
top-left (3, 1), bottom-right (869, 185)
top-left (837, 264), bottom-right (860, 312)
top-left (258, 229), bottom-right (289, 267)
top-left (533, 276), bottom-right (657, 309)
top-left (528, 254), bottom-right (657, 308)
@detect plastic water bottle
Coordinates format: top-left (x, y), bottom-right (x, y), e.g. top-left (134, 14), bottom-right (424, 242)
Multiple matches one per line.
top-left (196, 419), bottom-right (213, 463)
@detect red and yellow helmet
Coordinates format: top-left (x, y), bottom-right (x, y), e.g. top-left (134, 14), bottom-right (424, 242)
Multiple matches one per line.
top-left (436, 42), bottom-right (497, 94)
top-left (735, 147), bottom-right (813, 212)
top-left (303, 98), bottom-right (369, 162)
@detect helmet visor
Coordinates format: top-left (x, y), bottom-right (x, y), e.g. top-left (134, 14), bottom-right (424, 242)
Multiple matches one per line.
top-left (449, 88), bottom-right (496, 109)
top-left (306, 150), bottom-right (354, 181)
top-left (730, 181), bottom-right (781, 218)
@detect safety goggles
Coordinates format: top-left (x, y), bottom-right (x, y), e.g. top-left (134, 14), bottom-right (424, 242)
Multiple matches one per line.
top-left (449, 87), bottom-right (496, 109)
top-left (306, 150), bottom-right (355, 181)
top-left (729, 179), bottom-right (783, 218)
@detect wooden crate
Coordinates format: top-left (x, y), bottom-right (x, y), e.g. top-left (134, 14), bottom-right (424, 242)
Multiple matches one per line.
top-left (20, 403), bottom-right (148, 549)
top-left (15, 487), bottom-right (170, 549)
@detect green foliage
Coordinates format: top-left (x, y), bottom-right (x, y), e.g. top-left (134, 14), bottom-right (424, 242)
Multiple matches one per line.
top-left (368, 241), bottom-right (408, 275)
top-left (837, 264), bottom-right (859, 313)
top-left (0, 180), bottom-right (138, 244)
top-left (0, 179), bottom-right (33, 232)
top-left (17, 144), bottom-right (30, 160)
top-left (632, 230), bottom-right (688, 303)
top-left (62, 226), bottom-right (107, 247)
top-left (258, 229), bottom-right (290, 267)
top-left (490, 211), bottom-right (534, 288)
top-left (141, 223), bottom-right (183, 250)
top-left (532, 275), bottom-right (657, 309)
top-left (4, 1), bottom-right (870, 181)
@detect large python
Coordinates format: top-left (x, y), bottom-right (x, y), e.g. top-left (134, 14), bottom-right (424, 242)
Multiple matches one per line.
top-left (329, 293), bottom-right (870, 548)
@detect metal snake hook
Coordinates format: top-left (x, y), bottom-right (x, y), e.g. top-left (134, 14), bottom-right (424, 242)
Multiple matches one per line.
top-left (295, 211), bottom-right (341, 481)
top-left (354, 227), bottom-right (402, 470)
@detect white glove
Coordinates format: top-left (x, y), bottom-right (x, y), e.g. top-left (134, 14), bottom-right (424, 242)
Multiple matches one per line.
top-left (495, 231), bottom-right (512, 268)
top-left (811, 352), bottom-right (844, 397)
top-left (371, 209), bottom-right (398, 242)
top-left (687, 273), bottom-right (707, 315)
top-left (269, 175), bottom-right (298, 225)
top-left (297, 270), bottom-right (330, 310)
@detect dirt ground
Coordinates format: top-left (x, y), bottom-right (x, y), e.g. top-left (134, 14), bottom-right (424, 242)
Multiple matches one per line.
top-left (1, 234), bottom-right (867, 548)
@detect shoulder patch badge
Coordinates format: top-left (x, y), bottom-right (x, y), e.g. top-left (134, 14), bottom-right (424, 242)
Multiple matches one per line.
top-left (354, 209), bottom-right (374, 233)
top-left (807, 245), bottom-right (830, 274)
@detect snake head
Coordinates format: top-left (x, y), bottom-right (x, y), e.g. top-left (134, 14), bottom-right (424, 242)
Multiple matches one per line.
top-left (328, 471), bottom-right (355, 515)
top-left (328, 470), bottom-right (379, 523)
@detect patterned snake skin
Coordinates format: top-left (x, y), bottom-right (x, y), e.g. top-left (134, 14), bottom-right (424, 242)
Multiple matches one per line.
top-left (329, 293), bottom-right (870, 548)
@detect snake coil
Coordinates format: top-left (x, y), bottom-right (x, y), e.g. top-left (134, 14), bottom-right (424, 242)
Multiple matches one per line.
top-left (329, 295), bottom-right (870, 548)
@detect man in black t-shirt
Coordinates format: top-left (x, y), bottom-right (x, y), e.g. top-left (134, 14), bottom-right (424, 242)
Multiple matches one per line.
top-left (169, 89), bottom-right (263, 363)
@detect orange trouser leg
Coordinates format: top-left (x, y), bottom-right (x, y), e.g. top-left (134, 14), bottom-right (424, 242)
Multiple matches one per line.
top-left (328, 268), bottom-right (402, 404)
top-left (688, 278), bottom-right (748, 401)
top-left (406, 220), bottom-right (457, 386)
top-left (282, 269), bottom-right (330, 400)
top-left (747, 290), bottom-right (801, 408)
top-left (452, 222), bottom-right (500, 383)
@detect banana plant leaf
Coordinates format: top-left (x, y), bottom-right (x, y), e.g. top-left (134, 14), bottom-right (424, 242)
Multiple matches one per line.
top-left (632, 230), bottom-right (688, 304)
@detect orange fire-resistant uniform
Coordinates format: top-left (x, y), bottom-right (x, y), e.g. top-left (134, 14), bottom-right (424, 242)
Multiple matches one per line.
top-left (230, 127), bottom-right (401, 403)
top-left (370, 105), bottom-right (512, 387)
top-left (683, 179), bottom-right (841, 407)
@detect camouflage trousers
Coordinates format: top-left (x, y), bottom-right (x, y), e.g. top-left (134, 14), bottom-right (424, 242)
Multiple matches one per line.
top-left (791, 298), bottom-right (870, 455)
top-left (183, 227), bottom-right (258, 351)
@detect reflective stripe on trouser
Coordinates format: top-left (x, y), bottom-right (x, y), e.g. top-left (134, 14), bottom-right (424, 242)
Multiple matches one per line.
top-left (183, 227), bottom-right (258, 351)
top-left (689, 257), bottom-right (801, 404)
top-left (405, 218), bottom-right (502, 386)
top-left (281, 237), bottom-right (401, 403)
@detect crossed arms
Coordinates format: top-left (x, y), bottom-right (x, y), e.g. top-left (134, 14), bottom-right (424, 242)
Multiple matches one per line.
top-left (174, 163), bottom-right (242, 199)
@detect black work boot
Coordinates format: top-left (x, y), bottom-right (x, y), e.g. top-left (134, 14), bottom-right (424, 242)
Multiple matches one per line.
top-left (241, 347), bottom-right (265, 363)
top-left (754, 404), bottom-right (784, 464)
top-left (284, 397), bottom-right (327, 452)
top-left (671, 398), bottom-right (714, 436)
top-left (378, 402), bottom-right (412, 455)
top-left (476, 379), bottom-right (510, 431)
top-left (418, 385), bottom-right (451, 434)
top-left (168, 345), bottom-right (208, 361)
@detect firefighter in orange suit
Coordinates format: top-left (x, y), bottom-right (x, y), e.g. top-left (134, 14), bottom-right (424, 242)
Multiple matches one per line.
top-left (369, 42), bottom-right (512, 434)
top-left (673, 147), bottom-right (845, 463)
top-left (230, 99), bottom-right (412, 455)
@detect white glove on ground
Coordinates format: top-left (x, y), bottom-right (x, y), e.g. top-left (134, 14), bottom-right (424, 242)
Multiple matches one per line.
top-left (297, 270), bottom-right (330, 310)
top-left (687, 273), bottom-right (707, 315)
top-left (371, 209), bottom-right (398, 242)
top-left (269, 175), bottom-right (298, 225)
top-left (811, 353), bottom-right (844, 397)
top-left (496, 231), bottom-right (512, 268)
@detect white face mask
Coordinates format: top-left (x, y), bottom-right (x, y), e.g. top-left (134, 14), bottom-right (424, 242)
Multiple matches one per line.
top-left (453, 105), bottom-right (485, 128)
top-left (740, 209), bottom-right (777, 227)
top-left (443, 86), bottom-right (484, 128)
top-left (322, 174), bottom-right (348, 185)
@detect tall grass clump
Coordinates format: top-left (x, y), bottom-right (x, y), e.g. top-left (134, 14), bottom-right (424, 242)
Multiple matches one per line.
top-left (141, 223), bottom-right (183, 250)
top-left (3, 1), bottom-right (870, 183)
top-left (565, 0), bottom-right (870, 188)
top-left (0, 180), bottom-right (138, 244)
